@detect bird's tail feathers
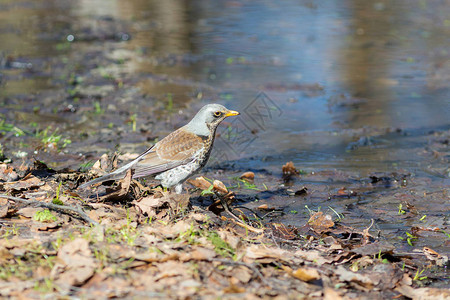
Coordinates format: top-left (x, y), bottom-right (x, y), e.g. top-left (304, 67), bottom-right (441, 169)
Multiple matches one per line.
top-left (78, 146), bottom-right (152, 190)
top-left (78, 170), bottom-right (126, 190)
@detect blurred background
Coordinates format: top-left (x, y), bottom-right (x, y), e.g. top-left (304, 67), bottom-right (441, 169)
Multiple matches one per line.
top-left (0, 0), bottom-right (448, 173)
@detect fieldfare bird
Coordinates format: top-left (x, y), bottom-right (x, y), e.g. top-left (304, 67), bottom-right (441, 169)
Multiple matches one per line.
top-left (79, 104), bottom-right (239, 193)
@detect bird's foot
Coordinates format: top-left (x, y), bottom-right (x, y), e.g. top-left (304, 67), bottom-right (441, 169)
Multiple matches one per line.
top-left (175, 184), bottom-right (183, 194)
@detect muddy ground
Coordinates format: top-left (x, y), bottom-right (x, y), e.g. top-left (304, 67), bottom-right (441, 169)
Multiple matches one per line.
top-left (0, 0), bottom-right (449, 298)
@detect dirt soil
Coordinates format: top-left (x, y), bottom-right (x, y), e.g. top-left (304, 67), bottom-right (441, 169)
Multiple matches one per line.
top-left (0, 157), bottom-right (449, 299)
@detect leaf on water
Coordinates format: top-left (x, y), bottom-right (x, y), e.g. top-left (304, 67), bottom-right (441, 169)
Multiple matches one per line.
top-left (223, 284), bottom-right (246, 294)
top-left (295, 187), bottom-right (308, 196)
top-left (308, 212), bottom-right (334, 233)
top-left (282, 161), bottom-right (299, 181)
top-left (239, 171), bottom-right (255, 181)
top-left (337, 187), bottom-right (348, 195)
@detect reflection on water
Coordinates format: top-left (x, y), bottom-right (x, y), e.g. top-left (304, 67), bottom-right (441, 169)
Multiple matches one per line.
top-left (0, 0), bottom-right (449, 172)
top-left (1, 0), bottom-right (448, 162)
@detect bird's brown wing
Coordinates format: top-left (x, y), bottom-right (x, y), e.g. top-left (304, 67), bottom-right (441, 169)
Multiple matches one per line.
top-left (132, 128), bottom-right (204, 178)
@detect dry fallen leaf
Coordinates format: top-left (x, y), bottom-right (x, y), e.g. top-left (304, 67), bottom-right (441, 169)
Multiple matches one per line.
top-left (334, 265), bottom-right (374, 288)
top-left (213, 180), bottom-right (228, 194)
top-left (184, 246), bottom-right (216, 261)
top-left (270, 223), bottom-right (298, 240)
top-left (351, 241), bottom-right (395, 256)
top-left (323, 288), bottom-right (344, 300)
top-left (133, 194), bottom-right (167, 217)
top-left (88, 153), bottom-right (111, 177)
top-left (283, 265), bottom-right (320, 282)
top-left (0, 198), bottom-right (9, 218)
top-left (207, 180), bottom-right (236, 211)
top-left (0, 164), bottom-right (18, 182)
top-left (217, 229), bottom-right (241, 249)
top-left (52, 238), bottom-right (96, 286)
top-left (282, 161), bottom-right (299, 180)
top-left (17, 207), bottom-right (41, 218)
top-left (133, 188), bottom-right (189, 218)
top-left (223, 284), bottom-right (246, 294)
top-left (337, 187), bottom-right (348, 195)
top-left (395, 284), bottom-right (450, 300)
top-left (244, 245), bottom-right (293, 264)
top-left (239, 172), bottom-right (255, 181)
top-left (308, 212), bottom-right (334, 233)
top-left (0, 281), bottom-right (35, 297)
top-left (99, 169), bottom-right (132, 201)
top-left (155, 261), bottom-right (188, 280)
top-left (232, 266), bottom-right (252, 284)
top-left (421, 247), bottom-right (449, 267)
top-left (4, 174), bottom-right (44, 191)
top-left (295, 249), bottom-right (333, 265)
top-left (187, 176), bottom-right (212, 190)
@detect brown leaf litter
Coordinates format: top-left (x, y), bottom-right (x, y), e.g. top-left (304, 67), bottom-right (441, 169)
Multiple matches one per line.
top-left (0, 160), bottom-right (448, 299)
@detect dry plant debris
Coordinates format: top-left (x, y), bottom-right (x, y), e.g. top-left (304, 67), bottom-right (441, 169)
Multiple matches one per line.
top-left (0, 160), bottom-right (448, 299)
top-left (282, 161), bottom-right (300, 181)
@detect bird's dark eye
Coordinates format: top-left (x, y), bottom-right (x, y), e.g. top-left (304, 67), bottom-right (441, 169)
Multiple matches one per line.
top-left (214, 111), bottom-right (222, 117)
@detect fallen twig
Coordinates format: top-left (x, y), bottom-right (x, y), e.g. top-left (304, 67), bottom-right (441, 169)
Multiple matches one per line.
top-left (210, 258), bottom-right (271, 287)
top-left (0, 194), bottom-right (98, 226)
top-left (215, 192), bottom-right (264, 233)
top-left (231, 218), bottom-right (264, 234)
top-left (214, 191), bottom-right (243, 222)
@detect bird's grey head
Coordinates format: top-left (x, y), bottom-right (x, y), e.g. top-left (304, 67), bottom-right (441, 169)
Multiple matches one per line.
top-left (185, 104), bottom-right (239, 136)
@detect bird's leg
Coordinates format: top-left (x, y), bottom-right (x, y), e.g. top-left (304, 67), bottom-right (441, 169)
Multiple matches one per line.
top-left (175, 184), bottom-right (183, 194)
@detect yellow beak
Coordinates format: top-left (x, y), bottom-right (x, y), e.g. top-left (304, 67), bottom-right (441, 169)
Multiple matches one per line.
top-left (225, 110), bottom-right (240, 117)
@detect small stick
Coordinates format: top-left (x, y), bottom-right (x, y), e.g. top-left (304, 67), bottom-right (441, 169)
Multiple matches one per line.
top-left (0, 194), bottom-right (98, 226)
top-left (232, 219), bottom-right (264, 234)
top-left (210, 258), bottom-right (270, 287)
top-left (215, 192), bottom-right (264, 233)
